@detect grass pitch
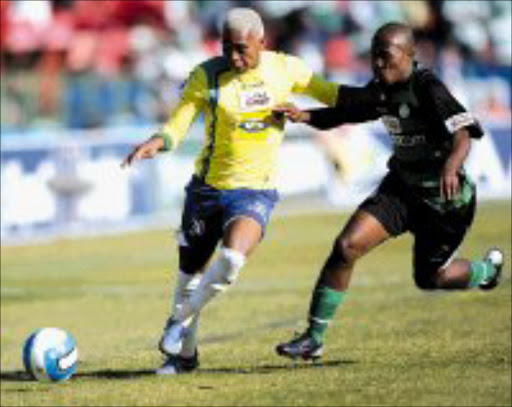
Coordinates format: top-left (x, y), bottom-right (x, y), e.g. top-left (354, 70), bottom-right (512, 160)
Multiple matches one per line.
top-left (1, 200), bottom-right (511, 406)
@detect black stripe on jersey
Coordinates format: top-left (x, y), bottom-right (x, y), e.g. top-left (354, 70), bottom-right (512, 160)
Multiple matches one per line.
top-left (200, 58), bottom-right (230, 181)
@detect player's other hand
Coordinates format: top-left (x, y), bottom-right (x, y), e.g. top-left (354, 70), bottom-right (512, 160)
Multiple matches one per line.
top-left (440, 165), bottom-right (460, 201)
top-left (272, 103), bottom-right (311, 123)
top-left (121, 136), bottom-right (164, 168)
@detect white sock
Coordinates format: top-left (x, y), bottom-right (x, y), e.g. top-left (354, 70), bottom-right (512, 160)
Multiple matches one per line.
top-left (180, 315), bottom-right (199, 358)
top-left (172, 270), bottom-right (197, 316)
top-left (171, 270), bottom-right (201, 358)
top-left (178, 247), bottom-right (245, 326)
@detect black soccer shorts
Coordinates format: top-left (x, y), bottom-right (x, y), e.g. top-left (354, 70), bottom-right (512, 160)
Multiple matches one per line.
top-left (359, 172), bottom-right (476, 285)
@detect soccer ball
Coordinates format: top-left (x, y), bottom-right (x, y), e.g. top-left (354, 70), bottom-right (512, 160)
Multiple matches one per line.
top-left (22, 327), bottom-right (78, 382)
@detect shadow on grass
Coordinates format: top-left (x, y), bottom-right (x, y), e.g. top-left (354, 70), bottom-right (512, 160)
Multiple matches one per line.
top-left (81, 359), bottom-right (356, 378)
top-left (76, 369), bottom-right (156, 379)
top-left (0, 369), bottom-right (155, 382)
top-left (201, 359), bottom-right (356, 375)
top-left (0, 370), bottom-right (33, 382)
top-left (1, 359), bottom-right (355, 382)
top-left (75, 359), bottom-right (356, 378)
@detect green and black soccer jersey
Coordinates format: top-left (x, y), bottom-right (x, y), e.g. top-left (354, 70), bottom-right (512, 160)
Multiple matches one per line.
top-left (308, 65), bottom-right (484, 214)
top-left (307, 66), bottom-right (484, 277)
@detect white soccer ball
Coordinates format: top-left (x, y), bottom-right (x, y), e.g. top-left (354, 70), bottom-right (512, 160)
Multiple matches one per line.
top-left (22, 327), bottom-right (78, 382)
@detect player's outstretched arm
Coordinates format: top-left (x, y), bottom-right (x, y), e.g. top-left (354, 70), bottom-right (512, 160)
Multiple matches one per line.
top-left (273, 104), bottom-right (311, 123)
top-left (273, 103), bottom-right (350, 130)
top-left (121, 135), bottom-right (165, 168)
top-left (274, 85), bottom-right (381, 130)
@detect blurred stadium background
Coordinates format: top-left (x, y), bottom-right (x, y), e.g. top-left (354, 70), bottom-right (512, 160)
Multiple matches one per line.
top-left (1, 0), bottom-right (511, 245)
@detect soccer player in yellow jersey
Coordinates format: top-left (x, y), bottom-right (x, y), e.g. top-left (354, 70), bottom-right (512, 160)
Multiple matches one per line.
top-left (121, 7), bottom-right (338, 374)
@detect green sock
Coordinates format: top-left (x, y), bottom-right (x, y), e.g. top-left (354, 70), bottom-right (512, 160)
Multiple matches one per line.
top-left (469, 260), bottom-right (495, 287)
top-left (307, 286), bottom-right (346, 343)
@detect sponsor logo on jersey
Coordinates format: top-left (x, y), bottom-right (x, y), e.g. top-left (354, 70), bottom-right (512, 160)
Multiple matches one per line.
top-left (399, 103), bottom-right (410, 118)
top-left (381, 115), bottom-right (402, 134)
top-left (239, 120), bottom-right (269, 133)
top-left (391, 134), bottom-right (426, 147)
top-left (240, 89), bottom-right (273, 112)
top-left (241, 80), bottom-right (265, 88)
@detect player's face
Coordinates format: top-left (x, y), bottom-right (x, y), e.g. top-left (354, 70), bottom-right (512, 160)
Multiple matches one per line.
top-left (371, 36), bottom-right (413, 85)
top-left (222, 29), bottom-right (264, 73)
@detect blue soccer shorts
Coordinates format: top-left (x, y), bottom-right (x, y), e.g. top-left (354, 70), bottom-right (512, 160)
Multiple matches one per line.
top-left (177, 176), bottom-right (279, 274)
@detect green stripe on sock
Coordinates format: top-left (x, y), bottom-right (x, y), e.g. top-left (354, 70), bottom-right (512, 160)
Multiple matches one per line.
top-left (308, 286), bottom-right (346, 343)
top-left (469, 260), bottom-right (495, 287)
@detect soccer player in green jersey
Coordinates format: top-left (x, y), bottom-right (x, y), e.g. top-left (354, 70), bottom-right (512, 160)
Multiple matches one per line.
top-left (274, 22), bottom-right (505, 361)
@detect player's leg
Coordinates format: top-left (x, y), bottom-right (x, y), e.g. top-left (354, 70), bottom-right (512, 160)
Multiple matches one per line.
top-left (175, 217), bottom-right (259, 324)
top-left (164, 189), bottom-right (278, 354)
top-left (435, 248), bottom-right (504, 289)
top-left (310, 209), bottom-right (390, 333)
top-left (276, 174), bottom-right (408, 360)
top-left (157, 177), bottom-right (223, 372)
top-left (158, 233), bottom-right (222, 373)
top-left (178, 189), bottom-right (277, 322)
top-left (276, 209), bottom-right (390, 360)
top-left (413, 198), bottom-right (504, 290)
top-left (157, 251), bottom-right (211, 374)
top-left (170, 235), bottom-right (219, 354)
top-left (158, 281), bottom-right (201, 376)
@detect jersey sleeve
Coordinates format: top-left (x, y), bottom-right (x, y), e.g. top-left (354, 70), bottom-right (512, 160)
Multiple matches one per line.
top-left (285, 54), bottom-right (339, 107)
top-left (159, 66), bottom-right (207, 151)
top-left (308, 83), bottom-right (381, 129)
top-left (418, 71), bottom-right (483, 139)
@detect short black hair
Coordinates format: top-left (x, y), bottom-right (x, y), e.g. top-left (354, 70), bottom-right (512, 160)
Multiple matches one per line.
top-left (373, 22), bottom-right (415, 54)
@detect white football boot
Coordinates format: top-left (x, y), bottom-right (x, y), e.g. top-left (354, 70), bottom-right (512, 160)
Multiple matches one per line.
top-left (158, 317), bottom-right (189, 355)
top-left (156, 351), bottom-right (199, 375)
top-left (479, 247), bottom-right (504, 290)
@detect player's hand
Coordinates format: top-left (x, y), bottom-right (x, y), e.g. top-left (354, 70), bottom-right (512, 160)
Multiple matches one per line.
top-left (440, 165), bottom-right (460, 200)
top-left (272, 103), bottom-right (311, 123)
top-left (121, 137), bottom-right (164, 168)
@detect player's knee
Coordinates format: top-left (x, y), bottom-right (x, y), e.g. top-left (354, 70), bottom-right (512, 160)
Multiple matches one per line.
top-left (413, 268), bottom-right (438, 290)
top-left (179, 236), bottom-right (214, 275)
top-left (217, 247), bottom-right (246, 285)
top-left (179, 248), bottom-right (204, 275)
top-left (335, 235), bottom-right (363, 264)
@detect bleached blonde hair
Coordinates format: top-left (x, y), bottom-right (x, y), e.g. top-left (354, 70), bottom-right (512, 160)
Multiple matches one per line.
top-left (223, 8), bottom-right (265, 39)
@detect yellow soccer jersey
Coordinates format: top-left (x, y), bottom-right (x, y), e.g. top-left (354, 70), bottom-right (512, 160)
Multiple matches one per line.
top-left (159, 50), bottom-right (338, 190)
